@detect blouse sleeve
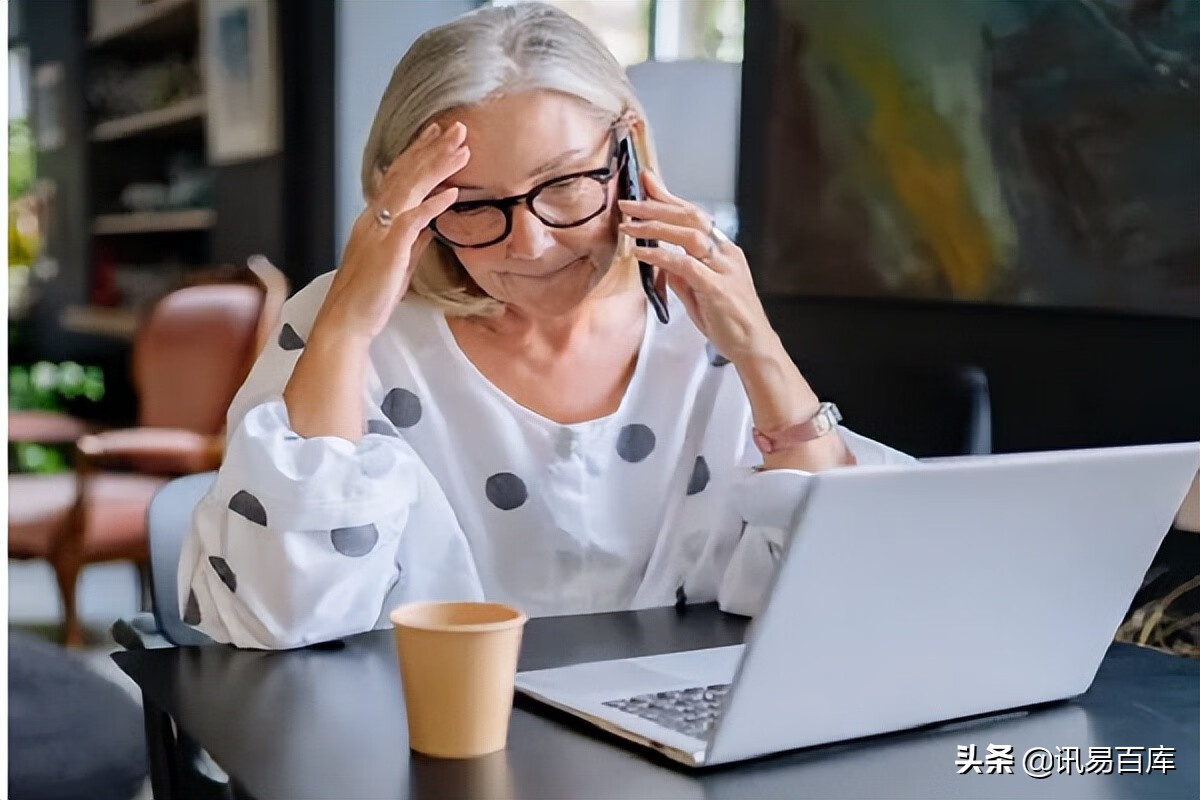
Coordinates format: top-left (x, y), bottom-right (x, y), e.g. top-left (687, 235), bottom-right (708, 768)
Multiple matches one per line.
top-left (177, 275), bottom-right (482, 649)
top-left (716, 428), bottom-right (916, 617)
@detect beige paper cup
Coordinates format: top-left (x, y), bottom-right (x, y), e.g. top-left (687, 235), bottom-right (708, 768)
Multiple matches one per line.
top-left (390, 601), bottom-right (528, 759)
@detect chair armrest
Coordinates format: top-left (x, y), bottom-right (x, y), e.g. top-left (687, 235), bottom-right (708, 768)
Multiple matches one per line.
top-left (76, 428), bottom-right (223, 475)
top-left (8, 410), bottom-right (94, 443)
top-left (111, 613), bottom-right (173, 650)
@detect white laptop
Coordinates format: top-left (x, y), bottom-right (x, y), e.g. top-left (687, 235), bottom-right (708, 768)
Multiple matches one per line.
top-left (516, 442), bottom-right (1200, 767)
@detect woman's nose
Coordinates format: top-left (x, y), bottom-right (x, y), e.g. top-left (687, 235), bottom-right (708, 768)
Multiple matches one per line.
top-left (506, 205), bottom-right (554, 260)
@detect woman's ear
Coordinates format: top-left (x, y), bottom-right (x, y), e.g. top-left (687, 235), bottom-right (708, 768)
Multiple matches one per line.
top-left (368, 165), bottom-right (386, 197)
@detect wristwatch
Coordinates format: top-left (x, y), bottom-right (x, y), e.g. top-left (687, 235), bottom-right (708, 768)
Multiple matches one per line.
top-left (752, 402), bottom-right (843, 455)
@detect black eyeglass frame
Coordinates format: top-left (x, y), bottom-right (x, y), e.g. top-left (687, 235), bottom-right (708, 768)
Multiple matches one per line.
top-left (429, 133), bottom-right (623, 249)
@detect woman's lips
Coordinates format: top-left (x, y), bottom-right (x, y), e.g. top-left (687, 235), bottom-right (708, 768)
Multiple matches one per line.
top-left (508, 256), bottom-right (586, 280)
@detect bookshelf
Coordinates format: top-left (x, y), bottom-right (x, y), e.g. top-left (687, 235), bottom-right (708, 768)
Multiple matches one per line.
top-left (88, 0), bottom-right (199, 47)
top-left (90, 95), bottom-right (205, 141)
top-left (77, 0), bottom-right (213, 334)
top-left (91, 209), bottom-right (216, 235)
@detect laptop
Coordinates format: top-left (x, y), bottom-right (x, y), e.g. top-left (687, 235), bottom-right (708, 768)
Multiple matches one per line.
top-left (515, 442), bottom-right (1200, 767)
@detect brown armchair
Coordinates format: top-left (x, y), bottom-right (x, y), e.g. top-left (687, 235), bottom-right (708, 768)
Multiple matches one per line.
top-left (7, 256), bottom-right (288, 646)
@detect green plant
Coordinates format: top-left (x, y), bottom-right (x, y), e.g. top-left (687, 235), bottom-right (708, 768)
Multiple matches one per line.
top-left (9, 361), bottom-right (105, 410)
top-left (8, 362), bottom-right (106, 474)
top-left (9, 118), bottom-right (35, 200)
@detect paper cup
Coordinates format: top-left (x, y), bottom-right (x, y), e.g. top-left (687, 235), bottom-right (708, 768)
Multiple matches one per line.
top-left (390, 601), bottom-right (528, 759)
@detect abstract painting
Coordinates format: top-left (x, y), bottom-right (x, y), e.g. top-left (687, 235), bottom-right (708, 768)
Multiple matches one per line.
top-left (755, 0), bottom-right (1199, 317)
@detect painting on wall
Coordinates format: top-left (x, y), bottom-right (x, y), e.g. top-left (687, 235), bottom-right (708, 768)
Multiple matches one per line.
top-left (754, 0), bottom-right (1199, 317)
top-left (203, 0), bottom-right (281, 164)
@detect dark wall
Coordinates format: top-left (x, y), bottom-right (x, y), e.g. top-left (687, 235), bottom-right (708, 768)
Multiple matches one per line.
top-left (212, 157), bottom-right (286, 271)
top-left (741, 1), bottom-right (1200, 454)
top-left (279, 0), bottom-right (336, 288)
top-left (762, 295), bottom-right (1200, 453)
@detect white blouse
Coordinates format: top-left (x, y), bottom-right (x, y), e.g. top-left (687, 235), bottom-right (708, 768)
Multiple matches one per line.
top-left (179, 272), bottom-right (914, 649)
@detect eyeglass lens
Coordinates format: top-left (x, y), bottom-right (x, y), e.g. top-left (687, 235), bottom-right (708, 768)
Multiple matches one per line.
top-left (434, 174), bottom-right (610, 247)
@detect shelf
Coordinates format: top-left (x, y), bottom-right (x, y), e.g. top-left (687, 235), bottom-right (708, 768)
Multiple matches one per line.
top-left (60, 306), bottom-right (141, 339)
top-left (91, 96), bottom-right (206, 141)
top-left (92, 209), bottom-right (216, 235)
top-left (89, 0), bottom-right (197, 48)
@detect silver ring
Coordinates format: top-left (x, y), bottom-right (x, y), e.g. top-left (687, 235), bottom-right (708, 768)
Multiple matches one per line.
top-left (375, 207), bottom-right (394, 228)
top-left (709, 220), bottom-right (729, 245)
top-left (700, 220), bottom-right (726, 262)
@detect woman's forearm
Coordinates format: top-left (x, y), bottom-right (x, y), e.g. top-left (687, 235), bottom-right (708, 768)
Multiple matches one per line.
top-left (283, 323), bottom-right (370, 441)
top-left (733, 334), bottom-right (853, 472)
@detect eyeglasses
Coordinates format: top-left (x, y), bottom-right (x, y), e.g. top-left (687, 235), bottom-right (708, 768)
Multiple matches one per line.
top-left (430, 134), bottom-right (621, 249)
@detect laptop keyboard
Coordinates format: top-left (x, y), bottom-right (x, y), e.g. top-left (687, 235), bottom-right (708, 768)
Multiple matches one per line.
top-left (602, 684), bottom-right (730, 740)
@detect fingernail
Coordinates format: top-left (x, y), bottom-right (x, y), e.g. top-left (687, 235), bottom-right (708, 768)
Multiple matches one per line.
top-left (420, 123), bottom-right (440, 141)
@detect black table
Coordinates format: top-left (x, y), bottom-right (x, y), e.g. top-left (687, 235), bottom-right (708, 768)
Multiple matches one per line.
top-left (114, 604), bottom-right (1200, 800)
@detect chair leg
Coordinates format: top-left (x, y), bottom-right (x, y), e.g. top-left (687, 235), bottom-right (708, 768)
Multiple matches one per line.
top-left (144, 698), bottom-right (180, 800)
top-left (137, 560), bottom-right (154, 612)
top-left (53, 554), bottom-right (84, 648)
top-left (54, 468), bottom-right (92, 648)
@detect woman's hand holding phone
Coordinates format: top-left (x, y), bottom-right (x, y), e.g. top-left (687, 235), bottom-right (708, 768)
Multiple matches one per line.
top-left (617, 134), bottom-right (669, 324)
top-left (617, 169), bottom-right (774, 365)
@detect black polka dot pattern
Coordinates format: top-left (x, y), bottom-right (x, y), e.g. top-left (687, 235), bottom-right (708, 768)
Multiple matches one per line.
top-left (381, 388), bottom-right (422, 428)
top-left (616, 424), bottom-right (656, 463)
top-left (183, 590), bottom-right (201, 625)
top-left (365, 419), bottom-right (398, 437)
top-left (229, 491), bottom-right (267, 526)
top-left (485, 472), bottom-right (528, 510)
top-left (675, 584), bottom-right (688, 609)
top-left (706, 342), bottom-right (730, 367)
top-left (278, 323), bottom-right (305, 351)
top-left (687, 456), bottom-right (710, 495)
top-left (208, 556), bottom-right (237, 592)
top-left (331, 524), bottom-right (379, 557)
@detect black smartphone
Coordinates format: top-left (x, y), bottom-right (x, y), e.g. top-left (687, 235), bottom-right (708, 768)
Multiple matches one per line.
top-left (617, 133), bottom-right (669, 324)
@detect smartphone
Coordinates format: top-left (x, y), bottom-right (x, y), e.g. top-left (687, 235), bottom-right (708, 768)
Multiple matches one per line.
top-left (617, 133), bottom-right (669, 324)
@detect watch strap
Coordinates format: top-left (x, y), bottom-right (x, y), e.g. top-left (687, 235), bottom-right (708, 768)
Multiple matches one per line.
top-left (752, 402), bottom-right (843, 455)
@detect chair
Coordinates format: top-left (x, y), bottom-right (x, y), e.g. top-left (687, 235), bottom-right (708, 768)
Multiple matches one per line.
top-left (112, 472), bottom-right (217, 649)
top-left (792, 358), bottom-right (993, 458)
top-left (112, 473), bottom-right (233, 800)
top-left (7, 257), bottom-right (287, 646)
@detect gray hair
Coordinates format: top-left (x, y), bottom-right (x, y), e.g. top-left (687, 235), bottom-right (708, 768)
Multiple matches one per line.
top-left (361, 1), bottom-right (658, 317)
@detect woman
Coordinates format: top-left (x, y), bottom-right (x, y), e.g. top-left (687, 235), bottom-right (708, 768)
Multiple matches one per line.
top-left (180, 2), bottom-right (912, 649)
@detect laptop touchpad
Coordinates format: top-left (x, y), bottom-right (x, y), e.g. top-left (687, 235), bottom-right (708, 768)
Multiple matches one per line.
top-left (518, 645), bottom-right (744, 701)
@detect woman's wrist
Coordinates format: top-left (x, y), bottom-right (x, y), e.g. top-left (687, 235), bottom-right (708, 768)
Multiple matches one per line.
top-left (732, 334), bottom-right (820, 432)
top-left (309, 312), bottom-right (375, 354)
top-left (732, 331), bottom-right (851, 471)
top-left (284, 321), bottom-right (370, 441)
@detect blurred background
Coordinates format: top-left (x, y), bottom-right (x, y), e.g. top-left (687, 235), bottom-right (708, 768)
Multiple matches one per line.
top-left (5, 0), bottom-right (1199, 795)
